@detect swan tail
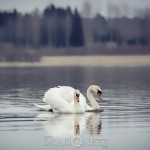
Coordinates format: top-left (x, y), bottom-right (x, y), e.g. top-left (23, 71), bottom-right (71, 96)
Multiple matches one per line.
top-left (33, 103), bottom-right (52, 111)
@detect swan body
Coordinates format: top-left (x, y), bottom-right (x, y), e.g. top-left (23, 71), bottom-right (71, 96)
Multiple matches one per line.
top-left (50, 89), bottom-right (84, 113)
top-left (34, 86), bottom-right (86, 112)
top-left (34, 85), bottom-right (102, 112)
top-left (36, 88), bottom-right (84, 113)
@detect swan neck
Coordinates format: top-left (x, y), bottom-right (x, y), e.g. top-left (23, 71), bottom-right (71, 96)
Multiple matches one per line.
top-left (74, 98), bottom-right (81, 113)
top-left (87, 88), bottom-right (100, 109)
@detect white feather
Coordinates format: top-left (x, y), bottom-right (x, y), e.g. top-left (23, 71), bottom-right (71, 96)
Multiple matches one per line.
top-left (33, 103), bottom-right (51, 111)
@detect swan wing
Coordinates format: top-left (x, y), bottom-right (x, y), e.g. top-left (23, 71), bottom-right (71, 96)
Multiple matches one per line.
top-left (49, 94), bottom-right (73, 113)
top-left (57, 86), bottom-right (75, 103)
top-left (43, 86), bottom-right (75, 104)
top-left (59, 86), bottom-right (87, 110)
top-left (43, 87), bottom-right (57, 104)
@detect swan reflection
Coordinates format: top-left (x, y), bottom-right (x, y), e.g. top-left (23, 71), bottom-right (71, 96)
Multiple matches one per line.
top-left (36, 112), bottom-right (102, 137)
top-left (86, 113), bottom-right (102, 137)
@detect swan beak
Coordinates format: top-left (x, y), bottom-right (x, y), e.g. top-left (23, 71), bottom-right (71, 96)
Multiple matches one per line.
top-left (76, 97), bottom-right (80, 102)
top-left (97, 91), bottom-right (102, 100)
top-left (98, 94), bottom-right (102, 100)
top-left (76, 94), bottom-right (80, 102)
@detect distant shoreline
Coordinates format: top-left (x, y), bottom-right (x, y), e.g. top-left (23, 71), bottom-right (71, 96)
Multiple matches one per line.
top-left (0, 55), bottom-right (150, 67)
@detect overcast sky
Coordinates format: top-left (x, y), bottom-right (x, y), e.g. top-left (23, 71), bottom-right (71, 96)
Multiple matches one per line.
top-left (0, 0), bottom-right (150, 17)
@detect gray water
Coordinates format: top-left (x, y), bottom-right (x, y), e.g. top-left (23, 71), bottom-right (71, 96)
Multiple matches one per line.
top-left (0, 67), bottom-right (150, 150)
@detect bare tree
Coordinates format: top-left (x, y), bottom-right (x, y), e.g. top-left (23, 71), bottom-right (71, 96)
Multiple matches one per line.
top-left (121, 3), bottom-right (130, 17)
top-left (107, 2), bottom-right (121, 18)
top-left (82, 1), bottom-right (92, 18)
top-left (31, 8), bottom-right (40, 47)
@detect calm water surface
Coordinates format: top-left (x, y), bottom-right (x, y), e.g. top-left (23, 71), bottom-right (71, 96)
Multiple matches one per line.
top-left (0, 67), bottom-right (150, 150)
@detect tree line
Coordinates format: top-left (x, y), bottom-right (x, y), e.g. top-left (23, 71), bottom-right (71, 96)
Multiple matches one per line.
top-left (84, 14), bottom-right (150, 47)
top-left (0, 5), bottom-right (84, 48)
top-left (0, 4), bottom-right (150, 49)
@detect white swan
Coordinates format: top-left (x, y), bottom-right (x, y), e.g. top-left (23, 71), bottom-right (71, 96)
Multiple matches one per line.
top-left (54, 89), bottom-right (85, 113)
top-left (34, 85), bottom-right (102, 112)
top-left (86, 85), bottom-right (102, 111)
top-left (36, 89), bottom-right (84, 113)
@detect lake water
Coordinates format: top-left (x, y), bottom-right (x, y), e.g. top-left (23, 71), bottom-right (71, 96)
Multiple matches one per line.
top-left (0, 66), bottom-right (150, 150)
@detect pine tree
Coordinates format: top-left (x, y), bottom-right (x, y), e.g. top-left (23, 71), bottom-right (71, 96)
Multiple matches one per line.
top-left (69, 9), bottom-right (84, 47)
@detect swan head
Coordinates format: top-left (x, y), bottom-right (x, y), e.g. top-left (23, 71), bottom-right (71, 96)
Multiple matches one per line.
top-left (88, 85), bottom-right (102, 100)
top-left (74, 89), bottom-right (80, 103)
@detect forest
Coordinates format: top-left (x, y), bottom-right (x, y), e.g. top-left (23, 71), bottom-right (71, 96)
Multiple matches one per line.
top-left (0, 4), bottom-right (150, 61)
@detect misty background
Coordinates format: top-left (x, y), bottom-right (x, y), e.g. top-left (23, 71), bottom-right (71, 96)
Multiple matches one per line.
top-left (0, 0), bottom-right (150, 61)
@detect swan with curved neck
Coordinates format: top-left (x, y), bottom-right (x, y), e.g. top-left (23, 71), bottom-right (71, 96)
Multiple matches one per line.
top-left (86, 85), bottom-right (102, 110)
top-left (34, 85), bottom-right (102, 112)
top-left (73, 90), bottom-right (84, 113)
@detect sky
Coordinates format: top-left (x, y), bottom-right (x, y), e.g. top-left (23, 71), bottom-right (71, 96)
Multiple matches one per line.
top-left (0, 0), bottom-right (150, 17)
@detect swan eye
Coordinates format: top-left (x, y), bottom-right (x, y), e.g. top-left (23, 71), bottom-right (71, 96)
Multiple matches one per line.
top-left (97, 90), bottom-right (102, 95)
top-left (76, 93), bottom-right (80, 98)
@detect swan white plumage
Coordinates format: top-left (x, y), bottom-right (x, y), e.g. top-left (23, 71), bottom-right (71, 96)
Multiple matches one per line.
top-left (86, 85), bottom-right (102, 110)
top-left (53, 89), bottom-right (85, 113)
top-left (36, 89), bottom-right (84, 113)
top-left (34, 85), bottom-right (102, 112)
